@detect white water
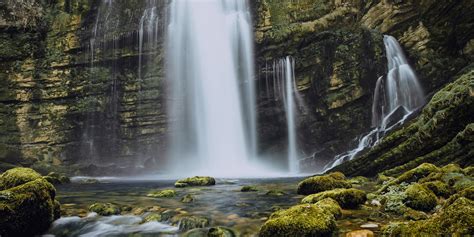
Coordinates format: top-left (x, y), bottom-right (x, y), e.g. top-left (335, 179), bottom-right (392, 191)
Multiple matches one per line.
top-left (166, 0), bottom-right (258, 176)
top-left (46, 213), bottom-right (178, 237)
top-left (324, 35), bottom-right (425, 171)
top-left (273, 57), bottom-right (300, 173)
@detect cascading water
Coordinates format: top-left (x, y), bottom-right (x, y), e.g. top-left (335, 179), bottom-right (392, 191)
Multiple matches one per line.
top-left (138, 0), bottom-right (160, 81)
top-left (273, 57), bottom-right (300, 173)
top-left (166, 0), bottom-right (258, 176)
top-left (324, 35), bottom-right (425, 171)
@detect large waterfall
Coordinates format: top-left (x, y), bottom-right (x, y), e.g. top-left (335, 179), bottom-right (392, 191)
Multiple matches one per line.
top-left (166, 0), bottom-right (257, 176)
top-left (324, 35), bottom-right (425, 170)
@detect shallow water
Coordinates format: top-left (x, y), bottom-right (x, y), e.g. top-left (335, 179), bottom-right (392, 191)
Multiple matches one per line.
top-left (47, 177), bottom-right (305, 236)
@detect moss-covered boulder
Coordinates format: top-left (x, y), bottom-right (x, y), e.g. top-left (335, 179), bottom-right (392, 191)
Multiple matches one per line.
top-left (297, 173), bottom-right (352, 195)
top-left (88, 203), bottom-right (121, 216)
top-left (172, 215), bottom-right (210, 231)
top-left (302, 188), bottom-right (367, 209)
top-left (240, 186), bottom-right (258, 192)
top-left (0, 167), bottom-right (43, 190)
top-left (147, 189), bottom-right (177, 198)
top-left (403, 183), bottom-right (437, 212)
top-left (379, 163), bottom-right (440, 192)
top-left (314, 198), bottom-right (342, 218)
top-left (143, 213), bottom-right (162, 223)
top-left (43, 172), bottom-right (70, 185)
top-left (383, 197), bottom-right (474, 236)
top-left (0, 168), bottom-right (60, 236)
top-left (175, 176), bottom-right (216, 188)
top-left (181, 194), bottom-right (195, 203)
top-left (259, 203), bottom-right (338, 237)
top-left (422, 181), bottom-right (452, 198)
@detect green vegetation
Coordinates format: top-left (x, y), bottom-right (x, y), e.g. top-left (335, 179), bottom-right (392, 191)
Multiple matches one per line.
top-left (297, 173), bottom-right (352, 195)
top-left (88, 203), bottom-right (121, 216)
top-left (147, 189), bottom-right (177, 198)
top-left (302, 188), bottom-right (367, 209)
top-left (175, 176), bottom-right (216, 188)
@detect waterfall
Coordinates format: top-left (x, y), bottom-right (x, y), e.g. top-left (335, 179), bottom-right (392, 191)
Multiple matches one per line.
top-left (166, 0), bottom-right (257, 175)
top-left (273, 57), bottom-right (300, 173)
top-left (324, 35), bottom-right (425, 171)
top-left (138, 0), bottom-right (160, 81)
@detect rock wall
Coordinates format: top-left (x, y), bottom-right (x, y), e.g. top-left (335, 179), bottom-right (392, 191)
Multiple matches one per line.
top-left (0, 0), bottom-right (168, 174)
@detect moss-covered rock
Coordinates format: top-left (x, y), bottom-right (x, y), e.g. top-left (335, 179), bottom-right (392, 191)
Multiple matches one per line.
top-left (0, 175), bottom-right (60, 236)
top-left (302, 188), bottom-right (367, 209)
top-left (463, 166), bottom-right (474, 176)
top-left (403, 183), bottom-right (437, 212)
top-left (265, 190), bottom-right (286, 196)
top-left (382, 197), bottom-right (474, 236)
top-left (175, 176), bottom-right (216, 188)
top-left (240, 186), bottom-right (258, 192)
top-left (259, 204), bottom-right (337, 237)
top-left (43, 172), bottom-right (70, 185)
top-left (422, 181), bottom-right (452, 198)
top-left (147, 189), bottom-right (177, 198)
top-left (143, 213), bottom-right (162, 223)
top-left (379, 164), bottom-right (440, 192)
top-left (314, 198), bottom-right (342, 218)
top-left (0, 167), bottom-right (43, 190)
top-left (88, 203), bottom-right (121, 216)
top-left (181, 194), bottom-right (194, 203)
top-left (172, 215), bottom-right (210, 231)
top-left (297, 174), bottom-right (352, 195)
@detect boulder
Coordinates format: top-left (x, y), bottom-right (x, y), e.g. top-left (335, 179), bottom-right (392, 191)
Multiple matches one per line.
top-left (297, 173), bottom-right (352, 195)
top-left (88, 203), bottom-right (121, 216)
top-left (259, 202), bottom-right (339, 237)
top-left (147, 189), bottom-right (177, 198)
top-left (175, 176), bottom-right (216, 187)
top-left (302, 188), bottom-right (367, 209)
top-left (0, 168), bottom-right (60, 236)
top-left (403, 183), bottom-right (438, 212)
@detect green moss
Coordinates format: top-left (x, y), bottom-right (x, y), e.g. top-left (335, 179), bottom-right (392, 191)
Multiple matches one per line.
top-left (297, 174), bottom-right (352, 195)
top-left (143, 213), bottom-right (162, 223)
top-left (175, 176), bottom-right (216, 188)
top-left (443, 186), bottom-right (474, 208)
top-left (463, 166), bottom-right (474, 176)
top-left (302, 188), bottom-right (367, 209)
top-left (422, 181), bottom-right (452, 198)
top-left (327, 171), bottom-right (346, 180)
top-left (441, 164), bottom-right (463, 173)
top-left (240, 186), bottom-right (258, 192)
top-left (314, 198), bottom-right (342, 218)
top-left (0, 178), bottom-right (59, 236)
top-left (44, 172), bottom-right (70, 185)
top-left (147, 189), bottom-right (177, 198)
top-left (259, 204), bottom-right (337, 237)
top-left (380, 163), bottom-right (440, 192)
top-left (172, 215), bottom-right (210, 231)
top-left (0, 167), bottom-right (43, 190)
top-left (88, 203), bottom-right (121, 216)
top-left (348, 176), bottom-right (370, 185)
top-left (383, 197), bottom-right (474, 236)
top-left (404, 184), bottom-right (437, 212)
top-left (181, 194), bottom-right (194, 203)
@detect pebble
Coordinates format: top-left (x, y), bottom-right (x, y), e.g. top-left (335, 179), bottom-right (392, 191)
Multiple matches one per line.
top-left (370, 200), bottom-right (381, 207)
top-left (346, 229), bottom-right (374, 237)
top-left (360, 223), bottom-right (379, 229)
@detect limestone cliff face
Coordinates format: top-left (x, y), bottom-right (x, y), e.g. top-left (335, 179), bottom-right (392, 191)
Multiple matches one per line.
top-left (0, 0), bottom-right (472, 174)
top-left (0, 0), bottom-right (168, 174)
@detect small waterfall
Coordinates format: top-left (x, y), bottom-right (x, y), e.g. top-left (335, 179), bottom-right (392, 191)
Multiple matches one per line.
top-left (324, 35), bottom-right (425, 171)
top-left (166, 0), bottom-right (257, 175)
top-left (138, 0), bottom-right (160, 81)
top-left (273, 56), bottom-right (300, 173)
